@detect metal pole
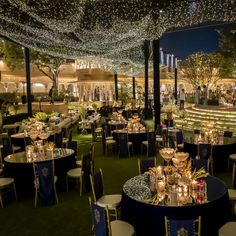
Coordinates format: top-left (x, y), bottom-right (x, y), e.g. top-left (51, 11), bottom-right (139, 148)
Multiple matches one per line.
top-left (132, 76), bottom-right (136, 99)
top-left (24, 47), bottom-right (32, 117)
top-left (144, 40), bottom-right (149, 118)
top-left (153, 39), bottom-right (161, 130)
top-left (114, 71), bottom-right (118, 100)
top-left (174, 67), bottom-right (178, 101)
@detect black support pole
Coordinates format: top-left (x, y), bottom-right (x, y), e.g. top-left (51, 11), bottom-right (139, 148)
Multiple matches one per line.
top-left (132, 76), bottom-right (136, 99)
top-left (24, 47), bottom-right (32, 117)
top-left (174, 67), bottom-right (178, 101)
top-left (153, 39), bottom-right (161, 131)
top-left (114, 71), bottom-right (118, 100)
top-left (144, 40), bottom-right (149, 117)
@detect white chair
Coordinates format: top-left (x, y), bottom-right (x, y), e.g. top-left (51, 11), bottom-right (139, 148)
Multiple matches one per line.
top-left (0, 177), bottom-right (17, 208)
top-left (228, 154), bottom-right (236, 171)
top-left (67, 152), bottom-right (92, 196)
top-left (66, 157), bottom-right (84, 196)
top-left (218, 221), bottom-right (236, 236)
top-left (90, 168), bottom-right (121, 219)
top-left (89, 197), bottom-right (135, 236)
top-left (228, 163), bottom-right (236, 215)
top-left (102, 129), bottom-right (116, 155)
top-left (0, 146), bottom-right (4, 176)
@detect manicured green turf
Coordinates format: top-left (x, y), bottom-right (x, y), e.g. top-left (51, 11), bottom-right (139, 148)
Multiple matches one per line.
top-left (0, 130), bottom-right (232, 236)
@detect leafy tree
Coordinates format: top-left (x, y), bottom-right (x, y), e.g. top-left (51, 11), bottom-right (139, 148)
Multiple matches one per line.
top-left (218, 28), bottom-right (236, 78)
top-left (0, 40), bottom-right (68, 92)
top-left (179, 52), bottom-right (224, 89)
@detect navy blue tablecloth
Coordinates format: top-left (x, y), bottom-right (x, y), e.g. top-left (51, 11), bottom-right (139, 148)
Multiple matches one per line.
top-left (121, 176), bottom-right (231, 236)
top-left (113, 131), bottom-right (147, 155)
top-left (184, 141), bottom-right (236, 172)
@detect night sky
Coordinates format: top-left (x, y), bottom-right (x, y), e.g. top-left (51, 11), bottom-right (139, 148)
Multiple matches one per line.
top-left (160, 23), bottom-right (233, 59)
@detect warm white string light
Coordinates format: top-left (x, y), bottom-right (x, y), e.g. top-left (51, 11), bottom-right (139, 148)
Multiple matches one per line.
top-left (0, 0), bottom-right (235, 76)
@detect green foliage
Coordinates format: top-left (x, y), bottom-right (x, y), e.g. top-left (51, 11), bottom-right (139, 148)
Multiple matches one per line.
top-left (179, 52), bottom-right (224, 89)
top-left (186, 96), bottom-right (194, 104)
top-left (0, 40), bottom-right (68, 89)
top-left (0, 41), bottom-right (24, 70)
top-left (119, 83), bottom-right (132, 105)
top-left (0, 92), bottom-right (17, 103)
top-left (218, 28), bottom-right (236, 78)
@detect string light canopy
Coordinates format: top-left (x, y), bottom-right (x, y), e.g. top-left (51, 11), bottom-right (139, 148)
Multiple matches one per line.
top-left (0, 0), bottom-right (235, 76)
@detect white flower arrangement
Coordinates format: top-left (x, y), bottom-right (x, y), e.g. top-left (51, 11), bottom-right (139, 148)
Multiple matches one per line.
top-left (161, 100), bottom-right (179, 114)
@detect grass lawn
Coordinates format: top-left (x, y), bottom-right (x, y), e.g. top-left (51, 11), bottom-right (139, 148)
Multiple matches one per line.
top-left (0, 129), bottom-right (233, 236)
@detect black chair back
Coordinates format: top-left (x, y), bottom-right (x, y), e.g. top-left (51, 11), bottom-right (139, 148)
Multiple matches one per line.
top-left (33, 160), bottom-right (56, 206)
top-left (54, 132), bottom-right (63, 148)
top-left (147, 131), bottom-right (156, 157)
top-left (82, 152), bottom-right (92, 193)
top-left (90, 169), bottom-right (104, 201)
top-left (1, 136), bottom-right (13, 158)
top-left (67, 140), bottom-right (78, 157)
top-left (233, 164), bottom-right (236, 189)
top-left (192, 158), bottom-right (209, 172)
top-left (116, 124), bottom-right (125, 130)
top-left (68, 129), bottom-right (73, 142)
top-left (24, 136), bottom-right (33, 147)
top-left (118, 132), bottom-right (129, 158)
top-left (198, 143), bottom-right (212, 160)
top-left (223, 131), bottom-right (233, 138)
top-left (138, 158), bottom-right (156, 174)
top-left (184, 142), bottom-right (198, 159)
top-left (176, 131), bottom-right (184, 145)
top-left (101, 128), bottom-right (107, 155)
top-left (7, 128), bottom-right (17, 137)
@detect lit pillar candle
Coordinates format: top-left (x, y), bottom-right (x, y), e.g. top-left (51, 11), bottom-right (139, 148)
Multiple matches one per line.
top-left (157, 181), bottom-right (165, 192)
top-left (156, 166), bottom-right (162, 176)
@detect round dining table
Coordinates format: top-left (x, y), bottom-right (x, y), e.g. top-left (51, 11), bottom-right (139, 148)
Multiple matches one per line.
top-left (4, 148), bottom-right (76, 198)
top-left (112, 129), bottom-right (147, 155)
top-left (10, 131), bottom-right (55, 151)
top-left (183, 137), bottom-right (236, 172)
top-left (121, 174), bottom-right (231, 236)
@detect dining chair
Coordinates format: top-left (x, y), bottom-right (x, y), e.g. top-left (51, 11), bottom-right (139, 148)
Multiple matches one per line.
top-left (61, 127), bottom-right (69, 147)
top-left (141, 131), bottom-right (157, 157)
top-left (66, 152), bottom-right (92, 195)
top-left (89, 197), bottom-right (135, 236)
top-left (91, 121), bottom-right (102, 142)
top-left (90, 168), bottom-right (121, 219)
top-left (0, 150), bottom-right (3, 176)
top-left (191, 158), bottom-right (209, 172)
top-left (197, 143), bottom-right (213, 175)
top-left (102, 128), bottom-right (116, 155)
top-left (218, 221), bottom-right (236, 236)
top-left (1, 135), bottom-right (21, 158)
top-left (0, 177), bottom-right (17, 208)
top-left (226, 163), bottom-right (236, 215)
top-left (117, 132), bottom-right (132, 158)
top-left (165, 216), bottom-right (201, 236)
top-left (33, 159), bottom-right (58, 207)
top-left (175, 131), bottom-right (184, 151)
top-left (138, 157), bottom-right (156, 175)
top-left (24, 136), bottom-right (33, 147)
top-left (54, 132), bottom-right (63, 148)
top-left (223, 130), bottom-right (233, 138)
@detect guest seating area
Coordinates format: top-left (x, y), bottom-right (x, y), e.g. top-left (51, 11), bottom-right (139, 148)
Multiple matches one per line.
top-left (0, 121), bottom-right (236, 235)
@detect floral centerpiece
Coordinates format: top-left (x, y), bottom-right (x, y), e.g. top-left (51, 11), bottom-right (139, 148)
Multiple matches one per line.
top-left (161, 100), bottom-right (178, 120)
top-left (77, 106), bottom-right (87, 120)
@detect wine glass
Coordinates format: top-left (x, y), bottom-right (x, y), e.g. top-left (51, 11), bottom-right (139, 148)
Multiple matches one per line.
top-left (159, 148), bottom-right (175, 166)
top-left (29, 131), bottom-right (39, 142)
